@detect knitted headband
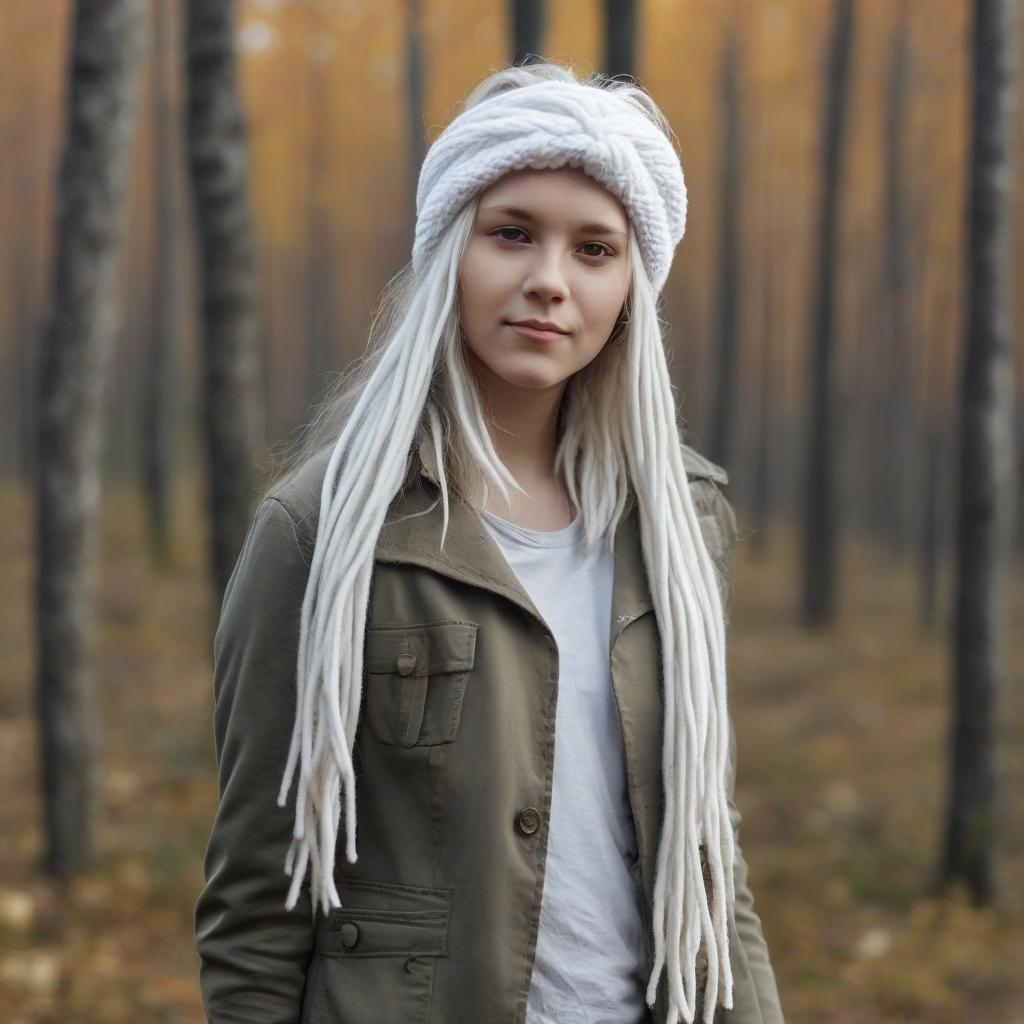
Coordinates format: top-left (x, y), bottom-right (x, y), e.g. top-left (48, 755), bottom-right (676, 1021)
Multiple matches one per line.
top-left (412, 79), bottom-right (688, 294)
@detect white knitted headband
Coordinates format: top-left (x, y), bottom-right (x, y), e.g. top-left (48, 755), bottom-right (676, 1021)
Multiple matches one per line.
top-left (413, 79), bottom-right (688, 293)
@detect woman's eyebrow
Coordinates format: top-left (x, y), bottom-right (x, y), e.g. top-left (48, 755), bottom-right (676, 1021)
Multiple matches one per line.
top-left (481, 204), bottom-right (627, 238)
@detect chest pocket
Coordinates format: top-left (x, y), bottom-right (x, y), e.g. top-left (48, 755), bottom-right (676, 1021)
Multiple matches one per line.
top-left (363, 621), bottom-right (478, 747)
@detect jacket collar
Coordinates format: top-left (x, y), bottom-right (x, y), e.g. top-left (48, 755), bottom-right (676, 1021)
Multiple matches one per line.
top-left (374, 437), bottom-right (654, 646)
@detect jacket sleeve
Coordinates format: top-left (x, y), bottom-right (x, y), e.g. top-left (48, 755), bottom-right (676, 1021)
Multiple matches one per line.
top-left (696, 481), bottom-right (786, 1024)
top-left (194, 496), bottom-right (315, 1023)
top-left (726, 713), bottom-right (785, 1024)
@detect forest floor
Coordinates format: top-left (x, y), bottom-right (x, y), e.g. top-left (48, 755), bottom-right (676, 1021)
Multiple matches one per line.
top-left (1, 477), bottom-right (1022, 1024)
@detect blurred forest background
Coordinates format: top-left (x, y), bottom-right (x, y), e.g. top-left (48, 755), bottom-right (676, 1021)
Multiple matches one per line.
top-left (1, 0), bottom-right (1022, 1022)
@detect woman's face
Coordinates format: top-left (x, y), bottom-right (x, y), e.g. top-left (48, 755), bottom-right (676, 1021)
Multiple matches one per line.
top-left (458, 166), bottom-right (632, 394)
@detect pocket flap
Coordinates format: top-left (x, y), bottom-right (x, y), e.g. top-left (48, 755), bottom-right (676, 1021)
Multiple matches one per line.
top-left (364, 621), bottom-right (477, 676)
top-left (315, 878), bottom-right (452, 958)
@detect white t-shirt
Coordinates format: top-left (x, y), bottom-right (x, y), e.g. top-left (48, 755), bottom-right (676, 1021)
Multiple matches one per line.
top-left (479, 506), bottom-right (652, 1024)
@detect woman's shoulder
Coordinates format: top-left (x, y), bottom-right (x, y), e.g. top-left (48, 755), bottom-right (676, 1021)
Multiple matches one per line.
top-left (213, 448), bottom-right (355, 653)
top-left (679, 438), bottom-right (738, 585)
top-left (680, 440), bottom-right (733, 527)
top-left (680, 440), bottom-right (729, 487)
top-left (260, 446), bottom-right (336, 548)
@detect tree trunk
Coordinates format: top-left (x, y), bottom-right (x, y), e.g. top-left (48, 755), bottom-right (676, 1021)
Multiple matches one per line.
top-left (937, 0), bottom-right (1018, 905)
top-left (509, 0), bottom-right (547, 67)
top-left (34, 0), bottom-right (146, 878)
top-left (602, 0), bottom-right (637, 81)
top-left (185, 0), bottom-right (265, 606)
top-left (304, 3), bottom-right (335, 406)
top-left (709, 30), bottom-right (743, 474)
top-left (801, 0), bottom-right (854, 627)
top-left (880, 3), bottom-right (914, 554)
top-left (144, 0), bottom-right (185, 565)
top-left (405, 0), bottom-right (426, 239)
top-left (916, 199), bottom-right (950, 635)
top-left (751, 182), bottom-right (776, 559)
top-left (918, 419), bottom-right (943, 632)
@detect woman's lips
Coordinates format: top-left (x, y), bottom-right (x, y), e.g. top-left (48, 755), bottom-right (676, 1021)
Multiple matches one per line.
top-left (507, 323), bottom-right (567, 341)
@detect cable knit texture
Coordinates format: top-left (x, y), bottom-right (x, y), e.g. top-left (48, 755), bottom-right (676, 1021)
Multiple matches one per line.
top-left (413, 79), bottom-right (688, 293)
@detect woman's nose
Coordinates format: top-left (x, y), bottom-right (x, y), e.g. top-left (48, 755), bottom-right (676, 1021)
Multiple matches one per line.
top-left (522, 248), bottom-right (569, 301)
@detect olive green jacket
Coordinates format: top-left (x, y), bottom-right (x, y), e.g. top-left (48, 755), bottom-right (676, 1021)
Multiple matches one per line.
top-left (194, 440), bottom-right (785, 1024)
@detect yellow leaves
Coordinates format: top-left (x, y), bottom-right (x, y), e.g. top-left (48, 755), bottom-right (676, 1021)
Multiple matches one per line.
top-left (0, 950), bottom-right (60, 996)
top-left (0, 888), bottom-right (35, 933)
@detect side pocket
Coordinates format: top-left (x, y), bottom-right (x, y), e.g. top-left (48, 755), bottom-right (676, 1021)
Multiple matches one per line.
top-left (315, 877), bottom-right (452, 1024)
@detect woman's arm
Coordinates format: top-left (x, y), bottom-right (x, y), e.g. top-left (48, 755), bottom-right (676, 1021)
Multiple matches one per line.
top-left (194, 496), bottom-right (315, 1023)
top-left (727, 712), bottom-right (786, 1024)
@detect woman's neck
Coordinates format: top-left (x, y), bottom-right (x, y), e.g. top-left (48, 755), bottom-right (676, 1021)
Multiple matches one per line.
top-left (473, 365), bottom-right (565, 474)
top-left (475, 374), bottom-right (574, 530)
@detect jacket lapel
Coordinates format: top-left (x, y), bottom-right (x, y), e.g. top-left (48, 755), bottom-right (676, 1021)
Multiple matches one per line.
top-left (374, 455), bottom-right (548, 630)
top-left (373, 439), bottom-right (655, 641)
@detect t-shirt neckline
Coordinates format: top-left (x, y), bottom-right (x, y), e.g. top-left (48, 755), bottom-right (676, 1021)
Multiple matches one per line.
top-left (478, 507), bottom-right (584, 549)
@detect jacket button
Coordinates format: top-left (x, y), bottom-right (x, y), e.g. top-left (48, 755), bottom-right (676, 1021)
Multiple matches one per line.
top-left (396, 652), bottom-right (418, 676)
top-left (517, 806), bottom-right (542, 835)
top-left (340, 922), bottom-right (359, 948)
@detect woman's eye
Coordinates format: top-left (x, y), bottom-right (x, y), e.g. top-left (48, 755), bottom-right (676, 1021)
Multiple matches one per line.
top-left (489, 228), bottom-right (610, 260)
top-left (492, 226), bottom-right (528, 243)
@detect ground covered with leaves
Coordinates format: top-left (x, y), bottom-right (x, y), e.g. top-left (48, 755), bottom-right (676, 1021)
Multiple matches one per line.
top-left (1, 480), bottom-right (1021, 1023)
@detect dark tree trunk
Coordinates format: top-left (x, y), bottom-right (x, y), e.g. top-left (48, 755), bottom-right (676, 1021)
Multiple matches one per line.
top-left (751, 183), bottom-right (776, 559)
top-left (34, 0), bottom-right (146, 878)
top-left (916, 208), bottom-right (951, 635)
top-left (509, 0), bottom-right (547, 66)
top-left (405, 0), bottom-right (426, 238)
top-left (845, 198), bottom-right (871, 538)
top-left (602, 0), bottom-right (637, 81)
top-left (879, 4), bottom-right (914, 553)
top-left (12, 219), bottom-right (38, 481)
top-left (919, 419), bottom-right (944, 632)
top-left (144, 0), bottom-right (184, 565)
top-left (305, 5), bottom-right (334, 405)
top-left (937, 0), bottom-right (1018, 905)
top-left (709, 31), bottom-right (743, 474)
top-left (185, 0), bottom-right (265, 606)
top-left (801, 0), bottom-right (854, 627)
top-left (863, 254), bottom-right (890, 544)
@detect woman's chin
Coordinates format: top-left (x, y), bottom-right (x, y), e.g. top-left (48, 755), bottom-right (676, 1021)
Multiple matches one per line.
top-left (494, 364), bottom-right (568, 390)
top-left (466, 346), bottom-right (570, 392)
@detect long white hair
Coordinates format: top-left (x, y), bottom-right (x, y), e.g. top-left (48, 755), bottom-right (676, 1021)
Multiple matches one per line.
top-left (269, 58), bottom-right (735, 1024)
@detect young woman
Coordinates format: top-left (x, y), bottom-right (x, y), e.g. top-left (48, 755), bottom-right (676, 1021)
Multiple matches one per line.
top-left (194, 60), bottom-right (784, 1024)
